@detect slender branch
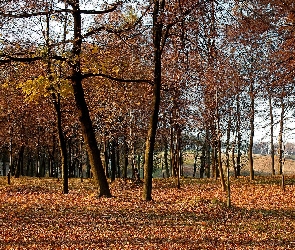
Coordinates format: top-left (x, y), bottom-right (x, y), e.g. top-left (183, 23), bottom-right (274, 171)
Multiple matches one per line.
top-left (83, 3), bottom-right (152, 38)
top-left (81, 72), bottom-right (153, 85)
top-left (0, 1), bottom-right (121, 18)
top-left (0, 54), bottom-right (67, 65)
top-left (80, 4), bottom-right (120, 15)
top-left (0, 9), bottom-right (72, 18)
top-left (160, 23), bottom-right (175, 54)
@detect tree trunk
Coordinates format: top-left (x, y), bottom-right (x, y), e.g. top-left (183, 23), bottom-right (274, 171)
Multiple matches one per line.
top-left (164, 140), bottom-right (170, 178)
top-left (217, 137), bottom-right (226, 192)
top-left (71, 0), bottom-right (110, 197)
top-left (249, 81), bottom-right (255, 181)
top-left (226, 109), bottom-right (232, 207)
top-left (236, 93), bottom-right (242, 177)
top-left (232, 143), bottom-right (237, 178)
top-left (52, 94), bottom-right (68, 194)
top-left (104, 138), bottom-right (109, 178)
top-left (269, 94), bottom-right (275, 175)
top-left (200, 146), bottom-right (205, 178)
top-left (170, 126), bottom-right (176, 177)
top-left (15, 144), bottom-right (24, 178)
top-left (116, 146), bottom-right (120, 178)
top-left (278, 96), bottom-right (285, 175)
top-left (142, 0), bottom-right (164, 201)
top-left (110, 139), bottom-right (116, 182)
top-left (176, 126), bottom-right (181, 189)
top-left (211, 143), bottom-right (217, 179)
top-left (123, 137), bottom-right (128, 179)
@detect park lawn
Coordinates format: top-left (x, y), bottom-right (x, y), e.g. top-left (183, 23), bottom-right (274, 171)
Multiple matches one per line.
top-left (0, 176), bottom-right (295, 249)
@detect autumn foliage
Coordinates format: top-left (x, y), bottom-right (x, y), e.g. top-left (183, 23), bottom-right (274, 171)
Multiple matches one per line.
top-left (1, 176), bottom-right (295, 249)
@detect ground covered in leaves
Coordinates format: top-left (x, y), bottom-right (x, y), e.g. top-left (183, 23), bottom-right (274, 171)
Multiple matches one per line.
top-left (0, 176), bottom-right (295, 249)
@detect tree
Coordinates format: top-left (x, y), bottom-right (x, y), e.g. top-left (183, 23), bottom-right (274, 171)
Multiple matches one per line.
top-left (0, 0), bottom-right (127, 196)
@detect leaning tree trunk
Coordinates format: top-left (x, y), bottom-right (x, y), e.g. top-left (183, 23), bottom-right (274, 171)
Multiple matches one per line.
top-left (71, 0), bottom-right (110, 197)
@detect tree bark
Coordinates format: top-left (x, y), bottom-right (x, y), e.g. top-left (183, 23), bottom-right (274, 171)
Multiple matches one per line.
top-left (123, 137), bottom-right (128, 179)
top-left (52, 94), bottom-right (68, 194)
top-left (110, 140), bottom-right (116, 182)
top-left (164, 140), bottom-right (170, 178)
top-left (104, 138), bottom-right (109, 178)
top-left (268, 94), bottom-right (275, 175)
top-left (15, 144), bottom-right (25, 178)
top-left (71, 0), bottom-right (110, 197)
top-left (143, 0), bottom-right (163, 201)
top-left (249, 81), bottom-right (255, 181)
top-left (236, 93), bottom-right (242, 177)
top-left (278, 96), bottom-right (285, 175)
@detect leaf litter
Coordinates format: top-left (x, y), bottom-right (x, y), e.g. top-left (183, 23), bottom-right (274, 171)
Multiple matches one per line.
top-left (0, 176), bottom-right (295, 249)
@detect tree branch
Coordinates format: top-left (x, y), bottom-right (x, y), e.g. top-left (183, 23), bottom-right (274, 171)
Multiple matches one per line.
top-left (0, 9), bottom-right (72, 18)
top-left (0, 54), bottom-right (67, 65)
top-left (83, 3), bottom-right (152, 39)
top-left (81, 72), bottom-right (153, 85)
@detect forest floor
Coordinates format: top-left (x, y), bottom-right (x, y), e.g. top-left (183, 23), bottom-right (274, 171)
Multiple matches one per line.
top-left (1, 175), bottom-right (295, 249)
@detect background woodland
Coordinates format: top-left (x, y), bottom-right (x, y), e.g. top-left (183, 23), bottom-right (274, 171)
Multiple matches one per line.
top-left (1, 0), bottom-right (295, 199)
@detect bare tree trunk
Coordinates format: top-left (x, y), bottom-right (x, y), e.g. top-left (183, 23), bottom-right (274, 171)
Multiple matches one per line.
top-left (269, 94), bottom-right (275, 175)
top-left (45, 9), bottom-right (68, 193)
top-left (143, 0), bottom-right (164, 201)
top-left (278, 96), bottom-right (285, 175)
top-left (110, 139), bottom-right (116, 182)
top-left (249, 81), bottom-right (255, 181)
top-left (52, 94), bottom-right (68, 194)
top-left (170, 125), bottom-right (176, 177)
top-left (216, 88), bottom-right (226, 191)
top-left (123, 137), bottom-right (128, 179)
top-left (15, 144), bottom-right (24, 178)
top-left (217, 137), bottom-right (226, 192)
top-left (236, 93), bottom-right (242, 177)
top-left (226, 109), bottom-right (232, 207)
top-left (176, 126), bottom-right (181, 189)
top-left (200, 146), bottom-right (205, 179)
top-left (232, 143), bottom-right (237, 178)
top-left (164, 140), bottom-right (170, 178)
top-left (104, 137), bottom-right (109, 178)
top-left (71, 0), bottom-right (110, 197)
